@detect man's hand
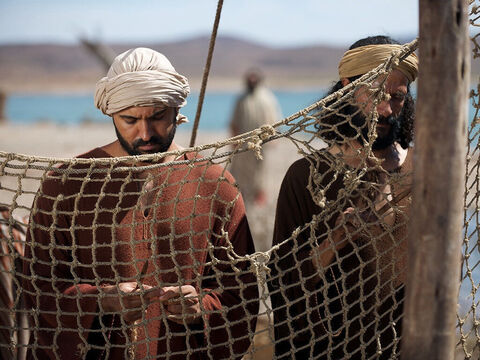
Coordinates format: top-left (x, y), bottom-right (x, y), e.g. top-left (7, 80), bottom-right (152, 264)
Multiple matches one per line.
top-left (100, 283), bottom-right (202, 325)
top-left (159, 285), bottom-right (202, 325)
top-left (100, 282), bottom-right (161, 324)
top-left (311, 207), bottom-right (358, 270)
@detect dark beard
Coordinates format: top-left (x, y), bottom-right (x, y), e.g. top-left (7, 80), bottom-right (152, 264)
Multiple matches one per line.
top-left (346, 104), bottom-right (403, 150)
top-left (114, 123), bottom-right (177, 156)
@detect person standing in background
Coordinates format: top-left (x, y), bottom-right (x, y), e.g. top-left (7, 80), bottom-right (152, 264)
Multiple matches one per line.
top-left (229, 69), bottom-right (282, 208)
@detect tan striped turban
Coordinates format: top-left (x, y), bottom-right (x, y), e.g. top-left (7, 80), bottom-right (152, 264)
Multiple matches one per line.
top-left (338, 44), bottom-right (419, 82)
top-left (94, 47), bottom-right (190, 124)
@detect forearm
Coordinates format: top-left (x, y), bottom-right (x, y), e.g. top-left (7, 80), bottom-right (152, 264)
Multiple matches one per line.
top-left (24, 277), bottom-right (101, 328)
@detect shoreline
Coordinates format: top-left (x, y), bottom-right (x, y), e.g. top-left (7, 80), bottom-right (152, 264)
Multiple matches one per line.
top-left (1, 83), bottom-right (330, 96)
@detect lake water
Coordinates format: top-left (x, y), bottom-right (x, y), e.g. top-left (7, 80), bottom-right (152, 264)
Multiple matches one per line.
top-left (5, 90), bottom-right (325, 130)
top-left (6, 89), bottom-right (478, 134)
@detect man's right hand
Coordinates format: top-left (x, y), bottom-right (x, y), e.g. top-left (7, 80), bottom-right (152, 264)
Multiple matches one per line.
top-left (100, 282), bottom-right (162, 324)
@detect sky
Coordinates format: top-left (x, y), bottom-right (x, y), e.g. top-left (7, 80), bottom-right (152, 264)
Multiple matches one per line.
top-left (0, 0), bottom-right (419, 47)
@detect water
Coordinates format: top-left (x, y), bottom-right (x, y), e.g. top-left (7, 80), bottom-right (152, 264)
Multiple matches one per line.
top-left (5, 90), bottom-right (324, 130)
top-left (6, 89), bottom-right (477, 133)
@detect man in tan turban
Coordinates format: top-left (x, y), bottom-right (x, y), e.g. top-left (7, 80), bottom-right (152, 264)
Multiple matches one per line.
top-left (23, 47), bottom-right (258, 359)
top-left (268, 36), bottom-right (418, 359)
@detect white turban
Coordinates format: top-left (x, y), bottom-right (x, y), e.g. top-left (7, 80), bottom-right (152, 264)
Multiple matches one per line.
top-left (94, 47), bottom-right (190, 123)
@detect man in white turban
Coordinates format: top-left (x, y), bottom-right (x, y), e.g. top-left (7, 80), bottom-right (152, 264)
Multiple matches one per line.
top-left (23, 47), bottom-right (258, 359)
top-left (93, 47), bottom-right (190, 158)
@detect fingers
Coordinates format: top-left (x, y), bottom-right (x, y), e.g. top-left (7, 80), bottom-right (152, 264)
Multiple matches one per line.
top-left (164, 297), bottom-right (199, 314)
top-left (102, 282), bottom-right (153, 295)
top-left (164, 307), bottom-right (201, 325)
top-left (144, 287), bottom-right (164, 301)
top-left (119, 282), bottom-right (153, 294)
top-left (114, 290), bottom-right (152, 324)
top-left (101, 284), bottom-right (202, 324)
top-left (159, 287), bottom-right (181, 302)
top-left (159, 285), bottom-right (196, 302)
top-left (123, 308), bottom-right (147, 324)
top-left (157, 286), bottom-right (202, 324)
top-left (165, 312), bottom-right (201, 325)
top-left (100, 282), bottom-right (154, 313)
top-left (335, 207), bottom-right (355, 227)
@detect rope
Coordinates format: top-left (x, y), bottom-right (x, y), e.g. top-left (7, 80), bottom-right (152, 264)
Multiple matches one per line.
top-left (189, 0), bottom-right (224, 147)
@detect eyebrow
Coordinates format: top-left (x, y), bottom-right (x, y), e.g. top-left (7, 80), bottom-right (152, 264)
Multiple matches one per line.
top-left (148, 109), bottom-right (168, 119)
top-left (119, 108), bottom-right (168, 121)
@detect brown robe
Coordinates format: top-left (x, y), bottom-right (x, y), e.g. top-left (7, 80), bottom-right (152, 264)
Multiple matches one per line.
top-left (22, 148), bottom-right (258, 359)
top-left (268, 151), bottom-right (408, 360)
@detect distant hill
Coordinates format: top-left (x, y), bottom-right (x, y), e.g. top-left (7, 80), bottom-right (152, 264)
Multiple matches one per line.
top-left (0, 35), bottom-right (477, 94)
top-left (0, 36), bottom-right (346, 93)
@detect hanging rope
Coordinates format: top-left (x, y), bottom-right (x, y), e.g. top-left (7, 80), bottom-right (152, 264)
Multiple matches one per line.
top-left (189, 0), bottom-right (224, 147)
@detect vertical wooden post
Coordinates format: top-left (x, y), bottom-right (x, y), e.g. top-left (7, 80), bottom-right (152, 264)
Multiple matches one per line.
top-left (402, 1), bottom-right (470, 359)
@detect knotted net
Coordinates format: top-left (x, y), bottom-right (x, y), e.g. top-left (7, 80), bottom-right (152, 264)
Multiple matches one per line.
top-left (458, 2), bottom-right (480, 359)
top-left (0, 8), bottom-right (478, 360)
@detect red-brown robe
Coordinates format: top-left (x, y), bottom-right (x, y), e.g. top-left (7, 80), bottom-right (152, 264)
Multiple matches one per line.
top-left (22, 148), bottom-right (258, 359)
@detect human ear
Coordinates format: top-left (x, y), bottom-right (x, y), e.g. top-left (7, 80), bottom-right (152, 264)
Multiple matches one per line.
top-left (341, 78), bottom-right (350, 87)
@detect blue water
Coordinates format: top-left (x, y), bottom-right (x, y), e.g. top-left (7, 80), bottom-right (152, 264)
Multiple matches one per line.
top-left (6, 90), bottom-right (478, 134)
top-left (5, 90), bottom-right (324, 130)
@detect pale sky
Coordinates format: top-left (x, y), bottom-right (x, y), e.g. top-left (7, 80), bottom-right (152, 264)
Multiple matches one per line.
top-left (0, 0), bottom-right (419, 47)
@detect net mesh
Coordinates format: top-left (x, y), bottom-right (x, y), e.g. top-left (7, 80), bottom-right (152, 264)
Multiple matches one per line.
top-left (0, 7), bottom-right (477, 360)
top-left (458, 2), bottom-right (480, 359)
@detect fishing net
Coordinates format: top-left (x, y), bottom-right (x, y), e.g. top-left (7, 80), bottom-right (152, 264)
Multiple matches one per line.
top-left (0, 6), bottom-right (477, 360)
top-left (457, 2), bottom-right (480, 359)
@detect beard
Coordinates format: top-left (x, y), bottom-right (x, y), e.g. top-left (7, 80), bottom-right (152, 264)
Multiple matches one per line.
top-left (346, 104), bottom-right (403, 150)
top-left (114, 123), bottom-right (177, 156)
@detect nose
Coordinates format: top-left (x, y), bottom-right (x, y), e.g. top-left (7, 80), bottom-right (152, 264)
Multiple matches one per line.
top-left (138, 120), bottom-right (154, 142)
top-left (376, 100), bottom-right (393, 118)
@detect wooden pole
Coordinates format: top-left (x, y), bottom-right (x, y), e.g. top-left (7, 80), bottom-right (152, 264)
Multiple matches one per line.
top-left (402, 1), bottom-right (469, 359)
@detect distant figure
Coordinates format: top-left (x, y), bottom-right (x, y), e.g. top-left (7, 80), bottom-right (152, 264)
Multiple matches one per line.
top-left (229, 70), bottom-right (281, 207)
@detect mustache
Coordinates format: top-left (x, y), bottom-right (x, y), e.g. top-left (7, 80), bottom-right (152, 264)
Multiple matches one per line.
top-left (132, 136), bottom-right (164, 148)
top-left (377, 115), bottom-right (399, 125)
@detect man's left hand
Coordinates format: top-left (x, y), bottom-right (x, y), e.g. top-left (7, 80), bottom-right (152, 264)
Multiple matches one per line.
top-left (159, 285), bottom-right (202, 325)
